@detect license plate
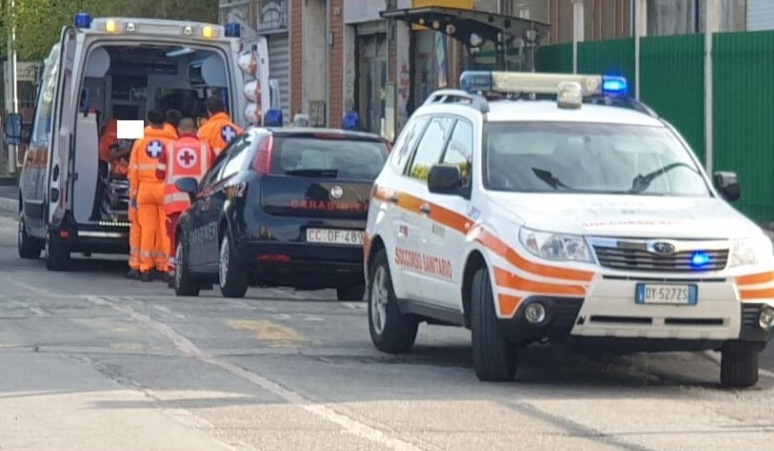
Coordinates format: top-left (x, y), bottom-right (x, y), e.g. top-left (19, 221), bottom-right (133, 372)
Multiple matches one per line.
top-left (306, 228), bottom-right (364, 245)
top-left (635, 283), bottom-right (698, 305)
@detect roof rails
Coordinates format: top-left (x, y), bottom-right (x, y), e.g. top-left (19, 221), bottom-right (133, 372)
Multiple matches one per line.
top-left (422, 89), bottom-right (490, 114)
top-left (585, 95), bottom-right (659, 118)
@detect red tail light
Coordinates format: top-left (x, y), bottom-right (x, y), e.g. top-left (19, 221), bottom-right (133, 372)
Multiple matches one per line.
top-left (257, 253), bottom-right (291, 262)
top-left (252, 135), bottom-right (274, 174)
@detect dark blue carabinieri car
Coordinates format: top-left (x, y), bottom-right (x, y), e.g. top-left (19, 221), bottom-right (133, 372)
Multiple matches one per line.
top-left (173, 126), bottom-right (389, 300)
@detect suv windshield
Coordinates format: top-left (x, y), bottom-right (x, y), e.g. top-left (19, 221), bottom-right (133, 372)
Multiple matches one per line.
top-left (271, 136), bottom-right (389, 180)
top-left (483, 121), bottom-right (711, 196)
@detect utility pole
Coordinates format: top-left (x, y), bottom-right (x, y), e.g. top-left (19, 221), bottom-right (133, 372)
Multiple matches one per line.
top-left (704, 0), bottom-right (714, 174)
top-left (572, 0), bottom-right (584, 74)
top-left (6, 0), bottom-right (18, 174)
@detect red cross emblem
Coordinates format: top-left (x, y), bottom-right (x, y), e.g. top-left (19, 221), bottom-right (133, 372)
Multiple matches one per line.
top-left (177, 148), bottom-right (197, 169)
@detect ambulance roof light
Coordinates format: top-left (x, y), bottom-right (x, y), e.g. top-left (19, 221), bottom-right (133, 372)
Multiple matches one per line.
top-left (74, 12), bottom-right (92, 29)
top-left (265, 109), bottom-right (283, 127)
top-left (342, 111), bottom-right (360, 131)
top-left (459, 70), bottom-right (610, 97)
top-left (225, 22), bottom-right (241, 38)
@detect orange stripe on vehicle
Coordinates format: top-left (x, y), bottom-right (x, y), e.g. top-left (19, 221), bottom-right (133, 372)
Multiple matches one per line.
top-left (429, 203), bottom-right (474, 234)
top-left (740, 287), bottom-right (774, 301)
top-left (494, 267), bottom-right (586, 296)
top-left (736, 272), bottom-right (774, 286)
top-left (498, 294), bottom-right (522, 318)
top-left (363, 233), bottom-right (372, 265)
top-left (373, 185), bottom-right (392, 202)
top-left (474, 228), bottom-right (595, 282)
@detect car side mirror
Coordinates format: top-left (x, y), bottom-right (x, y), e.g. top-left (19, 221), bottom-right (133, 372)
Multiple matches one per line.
top-left (713, 171), bottom-right (740, 202)
top-left (4, 113), bottom-right (23, 145)
top-left (175, 177), bottom-right (199, 202)
top-left (427, 164), bottom-right (463, 195)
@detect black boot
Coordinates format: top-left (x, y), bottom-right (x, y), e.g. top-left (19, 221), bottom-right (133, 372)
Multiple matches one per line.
top-left (140, 271), bottom-right (153, 282)
top-left (126, 269), bottom-right (140, 280)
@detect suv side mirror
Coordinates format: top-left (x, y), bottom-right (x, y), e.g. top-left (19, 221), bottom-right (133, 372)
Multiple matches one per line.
top-left (175, 177), bottom-right (199, 202)
top-left (4, 113), bottom-right (23, 145)
top-left (428, 164), bottom-right (463, 195)
top-left (713, 171), bottom-right (740, 202)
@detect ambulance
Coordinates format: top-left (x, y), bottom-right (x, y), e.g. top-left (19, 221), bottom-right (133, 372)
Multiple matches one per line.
top-left (8, 12), bottom-right (272, 270)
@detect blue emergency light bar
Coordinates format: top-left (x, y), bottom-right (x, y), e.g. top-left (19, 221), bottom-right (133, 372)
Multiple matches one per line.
top-left (74, 12), bottom-right (93, 29)
top-left (224, 22), bottom-right (241, 38)
top-left (459, 71), bottom-right (629, 97)
top-left (342, 111), bottom-right (360, 131)
top-left (265, 109), bottom-right (283, 127)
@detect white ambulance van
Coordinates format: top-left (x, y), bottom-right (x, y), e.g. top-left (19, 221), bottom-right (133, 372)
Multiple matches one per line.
top-left (7, 13), bottom-right (271, 270)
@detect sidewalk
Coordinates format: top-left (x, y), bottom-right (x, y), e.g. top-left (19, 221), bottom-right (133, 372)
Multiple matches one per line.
top-left (0, 184), bottom-right (17, 214)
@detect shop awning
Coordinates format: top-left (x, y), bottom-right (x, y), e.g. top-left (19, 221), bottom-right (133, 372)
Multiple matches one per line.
top-left (379, 6), bottom-right (551, 48)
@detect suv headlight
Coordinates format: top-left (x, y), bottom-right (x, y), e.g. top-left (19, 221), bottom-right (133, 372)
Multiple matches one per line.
top-left (729, 235), bottom-right (774, 267)
top-left (518, 227), bottom-right (593, 263)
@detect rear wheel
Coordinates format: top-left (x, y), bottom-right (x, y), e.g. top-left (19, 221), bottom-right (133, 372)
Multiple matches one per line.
top-left (720, 344), bottom-right (759, 388)
top-left (45, 230), bottom-right (70, 271)
top-left (18, 212), bottom-right (42, 259)
top-left (368, 250), bottom-right (418, 353)
top-left (337, 283), bottom-right (365, 301)
top-left (470, 267), bottom-right (517, 382)
top-left (174, 238), bottom-right (200, 297)
top-left (219, 234), bottom-right (248, 299)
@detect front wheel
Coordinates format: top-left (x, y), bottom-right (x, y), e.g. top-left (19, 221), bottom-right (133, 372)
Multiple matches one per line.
top-left (470, 267), bottom-right (517, 382)
top-left (174, 239), bottom-right (200, 297)
top-left (219, 234), bottom-right (248, 299)
top-left (720, 344), bottom-right (759, 388)
top-left (368, 249), bottom-right (418, 353)
top-left (18, 213), bottom-right (42, 259)
top-left (45, 230), bottom-right (70, 271)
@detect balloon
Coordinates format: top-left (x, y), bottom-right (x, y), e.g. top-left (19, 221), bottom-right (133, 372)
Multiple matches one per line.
top-left (244, 102), bottom-right (261, 125)
top-left (243, 80), bottom-right (262, 103)
top-left (237, 52), bottom-right (257, 76)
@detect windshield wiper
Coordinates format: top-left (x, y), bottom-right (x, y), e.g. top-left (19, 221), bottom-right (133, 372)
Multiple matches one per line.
top-left (285, 169), bottom-right (339, 178)
top-left (628, 162), bottom-right (697, 193)
top-left (532, 168), bottom-right (573, 190)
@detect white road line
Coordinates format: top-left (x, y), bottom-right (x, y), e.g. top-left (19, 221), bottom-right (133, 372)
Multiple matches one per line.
top-left (89, 295), bottom-right (423, 451)
top-left (703, 350), bottom-right (774, 380)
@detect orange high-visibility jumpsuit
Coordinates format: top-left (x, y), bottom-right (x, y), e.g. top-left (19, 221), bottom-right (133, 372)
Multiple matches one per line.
top-left (129, 126), bottom-right (176, 275)
top-left (197, 111), bottom-right (242, 157)
top-left (156, 132), bottom-right (214, 274)
top-left (163, 122), bottom-right (179, 140)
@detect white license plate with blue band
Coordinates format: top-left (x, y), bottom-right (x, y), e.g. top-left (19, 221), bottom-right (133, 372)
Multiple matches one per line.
top-left (635, 283), bottom-right (698, 305)
top-left (306, 228), bottom-right (364, 245)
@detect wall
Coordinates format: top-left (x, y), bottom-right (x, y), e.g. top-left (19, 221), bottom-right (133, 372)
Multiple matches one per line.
top-left (302, 0), bottom-right (328, 124)
top-left (748, 0), bottom-right (774, 31)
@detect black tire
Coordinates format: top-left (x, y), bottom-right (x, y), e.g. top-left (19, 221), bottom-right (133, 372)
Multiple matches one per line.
top-left (218, 234), bottom-right (248, 298)
top-left (174, 238), bottom-right (200, 297)
top-left (720, 345), bottom-right (759, 388)
top-left (45, 230), bottom-right (70, 271)
top-left (368, 249), bottom-right (418, 353)
top-left (470, 267), bottom-right (517, 382)
top-left (18, 212), bottom-right (42, 259)
top-left (337, 283), bottom-right (365, 301)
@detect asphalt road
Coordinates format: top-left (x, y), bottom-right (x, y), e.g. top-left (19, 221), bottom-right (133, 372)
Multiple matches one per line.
top-left (2, 211), bottom-right (774, 450)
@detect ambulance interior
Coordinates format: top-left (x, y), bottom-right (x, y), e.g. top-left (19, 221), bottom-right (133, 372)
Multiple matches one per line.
top-left (74, 44), bottom-right (230, 225)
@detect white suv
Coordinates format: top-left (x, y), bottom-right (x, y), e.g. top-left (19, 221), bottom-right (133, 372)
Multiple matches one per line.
top-left (363, 71), bottom-right (774, 388)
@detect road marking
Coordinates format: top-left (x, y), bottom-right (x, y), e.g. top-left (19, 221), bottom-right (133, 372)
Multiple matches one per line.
top-left (703, 351), bottom-right (774, 380)
top-left (227, 319), bottom-right (317, 347)
top-left (88, 296), bottom-right (423, 451)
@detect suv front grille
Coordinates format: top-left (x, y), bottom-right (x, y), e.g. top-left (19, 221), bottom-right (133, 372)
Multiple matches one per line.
top-left (593, 245), bottom-right (729, 272)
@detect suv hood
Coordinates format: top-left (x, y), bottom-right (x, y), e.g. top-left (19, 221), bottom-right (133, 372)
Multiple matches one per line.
top-left (488, 193), bottom-right (761, 239)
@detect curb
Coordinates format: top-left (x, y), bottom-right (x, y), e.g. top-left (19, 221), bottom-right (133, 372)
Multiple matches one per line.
top-left (0, 197), bottom-right (16, 214)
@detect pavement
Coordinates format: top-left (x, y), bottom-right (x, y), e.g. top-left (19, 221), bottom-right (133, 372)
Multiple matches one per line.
top-left (4, 205), bottom-right (774, 448)
top-left (0, 184), bottom-right (17, 214)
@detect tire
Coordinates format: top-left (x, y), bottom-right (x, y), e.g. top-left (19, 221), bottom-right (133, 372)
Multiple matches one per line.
top-left (174, 238), bottom-right (200, 297)
top-left (720, 345), bottom-right (759, 388)
top-left (45, 230), bottom-right (70, 271)
top-left (368, 249), bottom-right (418, 353)
top-left (218, 234), bottom-right (248, 299)
top-left (18, 212), bottom-right (42, 259)
top-left (470, 267), bottom-right (517, 382)
top-left (337, 283), bottom-right (365, 301)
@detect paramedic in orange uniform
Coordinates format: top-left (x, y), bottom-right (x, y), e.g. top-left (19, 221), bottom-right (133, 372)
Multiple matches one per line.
top-left (164, 109), bottom-right (181, 139)
top-left (156, 117), bottom-right (215, 284)
top-left (129, 109), bottom-right (176, 282)
top-left (197, 96), bottom-right (242, 157)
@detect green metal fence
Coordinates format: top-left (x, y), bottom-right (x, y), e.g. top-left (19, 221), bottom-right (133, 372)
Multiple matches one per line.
top-left (538, 31), bottom-right (774, 224)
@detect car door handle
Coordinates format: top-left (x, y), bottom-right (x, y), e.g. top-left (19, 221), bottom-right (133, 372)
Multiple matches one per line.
top-left (419, 203), bottom-right (431, 214)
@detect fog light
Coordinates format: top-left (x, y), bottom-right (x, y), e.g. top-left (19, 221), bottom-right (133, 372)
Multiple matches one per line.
top-left (524, 302), bottom-right (546, 324)
top-left (759, 306), bottom-right (774, 331)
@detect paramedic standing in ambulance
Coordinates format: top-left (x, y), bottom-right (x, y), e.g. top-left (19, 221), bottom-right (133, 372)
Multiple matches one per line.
top-left (156, 117), bottom-right (215, 284)
top-left (129, 109), bottom-right (176, 282)
top-left (197, 95), bottom-right (242, 157)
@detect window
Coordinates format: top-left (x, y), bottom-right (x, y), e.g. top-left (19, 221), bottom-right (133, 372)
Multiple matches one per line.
top-left (198, 152), bottom-right (228, 191)
top-left (220, 134), bottom-right (255, 180)
top-left (483, 121), bottom-right (710, 196)
top-left (441, 120), bottom-right (473, 185)
top-left (271, 136), bottom-right (388, 179)
top-left (407, 116), bottom-right (454, 181)
top-left (390, 116), bottom-right (429, 172)
top-left (31, 46), bottom-right (60, 146)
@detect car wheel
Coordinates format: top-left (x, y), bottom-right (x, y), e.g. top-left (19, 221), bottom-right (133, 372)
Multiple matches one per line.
top-left (174, 238), bottom-right (200, 297)
top-left (368, 249), bottom-right (418, 353)
top-left (337, 283), bottom-right (365, 301)
top-left (470, 267), bottom-right (517, 382)
top-left (720, 344), bottom-right (759, 388)
top-left (45, 229), bottom-right (70, 271)
top-left (18, 212), bottom-right (42, 259)
top-left (219, 233), bottom-right (248, 299)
